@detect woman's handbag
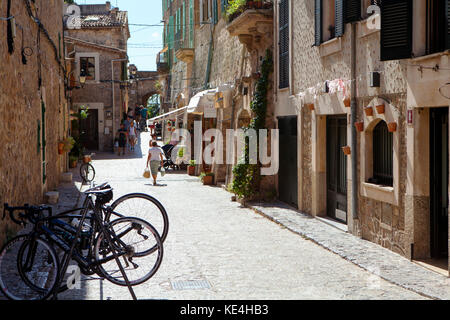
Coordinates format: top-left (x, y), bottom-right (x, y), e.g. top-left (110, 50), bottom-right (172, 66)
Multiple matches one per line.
top-left (143, 167), bottom-right (151, 179)
top-left (160, 167), bottom-right (166, 177)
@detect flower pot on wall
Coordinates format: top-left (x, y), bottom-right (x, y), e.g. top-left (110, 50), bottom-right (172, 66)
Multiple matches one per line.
top-left (375, 104), bottom-right (385, 114)
top-left (342, 146), bottom-right (351, 155)
top-left (388, 122), bottom-right (397, 132)
top-left (58, 142), bottom-right (64, 155)
top-left (364, 107), bottom-right (374, 117)
top-left (343, 97), bottom-right (351, 108)
top-left (306, 103), bottom-right (314, 111)
top-left (355, 122), bottom-right (364, 132)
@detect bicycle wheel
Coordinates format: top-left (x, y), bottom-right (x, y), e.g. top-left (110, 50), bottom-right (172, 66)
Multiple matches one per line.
top-left (110, 193), bottom-right (169, 243)
top-left (80, 163), bottom-right (95, 183)
top-left (0, 235), bottom-right (60, 300)
top-left (94, 217), bottom-right (163, 286)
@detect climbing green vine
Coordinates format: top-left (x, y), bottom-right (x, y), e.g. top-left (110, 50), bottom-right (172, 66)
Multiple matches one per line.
top-left (232, 49), bottom-right (273, 199)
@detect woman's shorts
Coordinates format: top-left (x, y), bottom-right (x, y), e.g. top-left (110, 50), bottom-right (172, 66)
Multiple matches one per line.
top-left (150, 160), bottom-right (160, 175)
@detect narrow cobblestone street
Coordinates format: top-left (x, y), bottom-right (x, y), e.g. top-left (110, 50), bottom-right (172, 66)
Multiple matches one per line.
top-left (57, 132), bottom-right (430, 300)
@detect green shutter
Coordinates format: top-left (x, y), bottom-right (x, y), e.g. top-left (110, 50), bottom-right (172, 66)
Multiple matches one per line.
top-left (314, 0), bottom-right (322, 46)
top-left (190, 0), bottom-right (194, 48)
top-left (41, 100), bottom-right (46, 184)
top-left (183, 2), bottom-right (186, 41)
top-left (168, 15), bottom-right (174, 49)
top-left (213, 0), bottom-right (218, 24)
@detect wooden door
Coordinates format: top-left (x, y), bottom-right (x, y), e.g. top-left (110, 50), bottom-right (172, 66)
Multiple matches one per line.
top-left (326, 115), bottom-right (347, 223)
top-left (278, 116), bottom-right (298, 208)
top-left (430, 107), bottom-right (449, 258)
top-left (80, 109), bottom-right (99, 151)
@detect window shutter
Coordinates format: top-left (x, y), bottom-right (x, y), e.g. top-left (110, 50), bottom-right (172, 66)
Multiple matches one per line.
top-left (213, 0), bottom-right (218, 24)
top-left (345, 0), bottom-right (361, 23)
top-left (446, 0), bottom-right (450, 49)
top-left (190, 0), bottom-right (194, 48)
top-left (380, 0), bottom-right (413, 61)
top-left (335, 0), bottom-right (345, 37)
top-left (279, 0), bottom-right (289, 89)
top-left (314, 0), bottom-right (322, 46)
top-left (221, 0), bottom-right (227, 14)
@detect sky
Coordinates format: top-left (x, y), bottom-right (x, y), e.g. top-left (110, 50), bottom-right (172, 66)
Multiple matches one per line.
top-left (76, 0), bottom-right (163, 71)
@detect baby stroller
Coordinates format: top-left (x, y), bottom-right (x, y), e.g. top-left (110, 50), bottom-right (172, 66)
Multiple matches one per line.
top-left (161, 144), bottom-right (180, 170)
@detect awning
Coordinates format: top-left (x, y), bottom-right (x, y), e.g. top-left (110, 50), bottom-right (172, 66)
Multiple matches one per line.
top-left (149, 106), bottom-right (188, 122)
top-left (187, 88), bottom-right (218, 117)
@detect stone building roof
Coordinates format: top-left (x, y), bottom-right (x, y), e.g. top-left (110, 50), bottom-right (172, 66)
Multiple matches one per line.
top-left (64, 1), bottom-right (128, 29)
top-left (79, 10), bottom-right (128, 28)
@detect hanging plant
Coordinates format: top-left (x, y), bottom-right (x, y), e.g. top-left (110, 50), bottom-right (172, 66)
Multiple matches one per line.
top-left (232, 49), bottom-right (273, 199)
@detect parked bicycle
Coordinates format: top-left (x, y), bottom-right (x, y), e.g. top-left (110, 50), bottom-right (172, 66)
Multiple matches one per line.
top-left (0, 183), bottom-right (166, 300)
top-left (80, 153), bottom-right (96, 184)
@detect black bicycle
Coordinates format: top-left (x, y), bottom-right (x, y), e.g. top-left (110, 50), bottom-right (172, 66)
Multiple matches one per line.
top-left (0, 184), bottom-right (163, 300)
top-left (80, 153), bottom-right (95, 184)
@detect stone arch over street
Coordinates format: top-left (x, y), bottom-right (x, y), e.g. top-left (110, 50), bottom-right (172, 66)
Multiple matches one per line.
top-left (129, 70), bottom-right (160, 108)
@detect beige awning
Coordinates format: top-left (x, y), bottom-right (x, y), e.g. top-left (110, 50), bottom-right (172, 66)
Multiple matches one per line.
top-left (149, 106), bottom-right (188, 122)
top-left (187, 88), bottom-right (218, 117)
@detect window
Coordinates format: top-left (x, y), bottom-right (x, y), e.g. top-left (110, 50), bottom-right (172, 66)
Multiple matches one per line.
top-left (426, 0), bottom-right (449, 54)
top-left (80, 57), bottom-right (96, 80)
top-left (314, 0), bottom-right (346, 45)
top-left (200, 0), bottom-right (211, 24)
top-left (279, 0), bottom-right (289, 89)
top-left (380, 0), bottom-right (412, 61)
top-left (323, 0), bottom-right (336, 41)
top-left (370, 121), bottom-right (393, 187)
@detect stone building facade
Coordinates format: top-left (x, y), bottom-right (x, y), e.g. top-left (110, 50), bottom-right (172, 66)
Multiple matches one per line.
top-left (157, 0), bottom-right (275, 189)
top-left (274, 0), bottom-right (450, 272)
top-left (0, 0), bottom-right (69, 246)
top-left (64, 1), bottom-right (130, 152)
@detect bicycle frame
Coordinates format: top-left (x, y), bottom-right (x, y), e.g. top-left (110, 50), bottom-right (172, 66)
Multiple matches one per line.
top-left (31, 194), bottom-right (137, 299)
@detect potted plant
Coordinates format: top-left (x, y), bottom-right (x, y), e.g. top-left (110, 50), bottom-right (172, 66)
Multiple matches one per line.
top-left (188, 160), bottom-right (196, 176)
top-left (58, 141), bottom-right (65, 155)
top-left (375, 104), bottom-right (385, 114)
top-left (200, 172), bottom-right (214, 185)
top-left (364, 106), bottom-right (374, 117)
top-left (69, 155), bottom-right (78, 168)
top-left (62, 136), bottom-right (76, 153)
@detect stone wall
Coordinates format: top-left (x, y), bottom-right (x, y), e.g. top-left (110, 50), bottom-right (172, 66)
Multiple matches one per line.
top-left (65, 28), bottom-right (129, 151)
top-left (288, 0), bottom-right (409, 256)
top-left (0, 0), bottom-right (68, 246)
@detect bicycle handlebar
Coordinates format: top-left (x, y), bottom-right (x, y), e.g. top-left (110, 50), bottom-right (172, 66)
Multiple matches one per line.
top-left (3, 203), bottom-right (53, 226)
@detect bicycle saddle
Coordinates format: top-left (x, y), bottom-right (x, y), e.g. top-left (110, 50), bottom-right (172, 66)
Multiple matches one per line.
top-left (84, 182), bottom-right (113, 194)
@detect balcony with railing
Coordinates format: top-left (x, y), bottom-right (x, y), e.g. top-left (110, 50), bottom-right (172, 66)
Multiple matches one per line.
top-left (156, 50), bottom-right (169, 74)
top-left (226, 0), bottom-right (273, 52)
top-left (175, 30), bottom-right (194, 64)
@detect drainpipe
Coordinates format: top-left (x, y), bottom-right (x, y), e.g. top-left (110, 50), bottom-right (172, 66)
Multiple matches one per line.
top-left (111, 58), bottom-right (128, 150)
top-left (350, 22), bottom-right (358, 220)
top-left (204, 20), bottom-right (215, 89)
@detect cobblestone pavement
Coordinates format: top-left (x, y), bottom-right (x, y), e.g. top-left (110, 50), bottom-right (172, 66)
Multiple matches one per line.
top-left (51, 132), bottom-right (433, 300)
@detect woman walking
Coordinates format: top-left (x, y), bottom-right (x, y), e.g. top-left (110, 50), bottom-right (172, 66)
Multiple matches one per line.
top-left (128, 120), bottom-right (138, 151)
top-left (147, 141), bottom-right (165, 186)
